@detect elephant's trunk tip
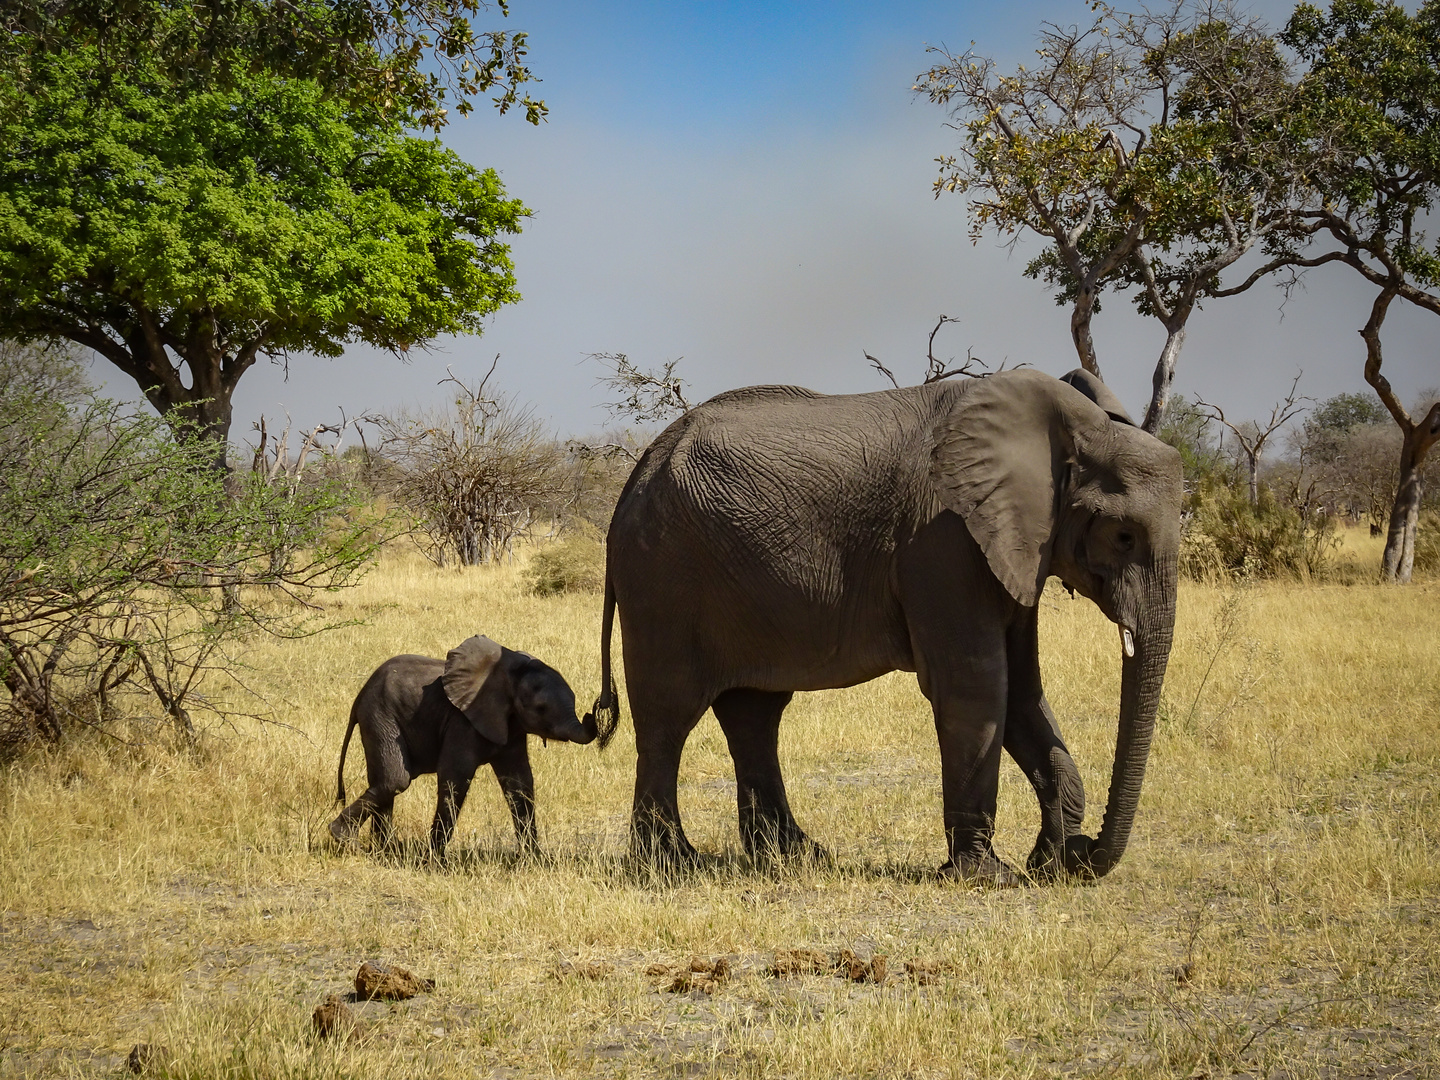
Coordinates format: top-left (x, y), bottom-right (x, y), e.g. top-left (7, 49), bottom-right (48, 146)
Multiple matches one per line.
top-left (586, 690), bottom-right (621, 751)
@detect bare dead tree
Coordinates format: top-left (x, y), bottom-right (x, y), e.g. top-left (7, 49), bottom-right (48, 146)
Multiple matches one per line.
top-left (248, 412), bottom-right (354, 486)
top-left (866, 314), bottom-right (999, 389)
top-left (376, 361), bottom-right (568, 566)
top-left (589, 352), bottom-right (692, 425)
top-left (1197, 371), bottom-right (1310, 506)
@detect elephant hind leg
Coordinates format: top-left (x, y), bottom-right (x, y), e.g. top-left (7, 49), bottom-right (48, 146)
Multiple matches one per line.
top-left (712, 688), bottom-right (824, 862)
top-left (329, 786), bottom-right (398, 845)
top-left (628, 681), bottom-right (709, 868)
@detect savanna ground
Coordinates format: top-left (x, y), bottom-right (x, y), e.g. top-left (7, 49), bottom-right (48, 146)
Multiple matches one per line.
top-left (1, 530), bottom-right (1436, 1079)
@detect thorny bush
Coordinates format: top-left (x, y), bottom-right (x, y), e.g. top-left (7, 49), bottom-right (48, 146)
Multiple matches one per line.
top-left (0, 385), bottom-right (382, 756)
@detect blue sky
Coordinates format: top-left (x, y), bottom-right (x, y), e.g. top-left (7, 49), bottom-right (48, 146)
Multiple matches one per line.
top-left (188, 0), bottom-right (1437, 442)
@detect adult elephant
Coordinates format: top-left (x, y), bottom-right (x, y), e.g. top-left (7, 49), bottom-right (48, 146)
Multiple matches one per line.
top-left (585, 368), bottom-right (1181, 884)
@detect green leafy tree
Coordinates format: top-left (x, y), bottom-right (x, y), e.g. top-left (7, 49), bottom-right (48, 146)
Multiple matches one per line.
top-left (1280, 0), bottom-right (1440, 582)
top-left (0, 45), bottom-right (529, 467)
top-left (916, 1), bottom-right (1310, 431)
top-left (1304, 391), bottom-right (1387, 442)
top-left (2, 0), bottom-right (546, 131)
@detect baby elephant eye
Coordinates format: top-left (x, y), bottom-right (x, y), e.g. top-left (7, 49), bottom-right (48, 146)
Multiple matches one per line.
top-left (1117, 530), bottom-right (1135, 550)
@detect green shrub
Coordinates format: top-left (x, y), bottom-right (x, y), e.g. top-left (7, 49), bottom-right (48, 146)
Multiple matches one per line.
top-left (1182, 481), bottom-right (1336, 580)
top-left (525, 527), bottom-right (606, 596)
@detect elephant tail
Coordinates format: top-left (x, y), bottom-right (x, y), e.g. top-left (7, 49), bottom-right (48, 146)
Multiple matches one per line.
top-left (335, 702), bottom-right (360, 803)
top-left (584, 575), bottom-right (621, 751)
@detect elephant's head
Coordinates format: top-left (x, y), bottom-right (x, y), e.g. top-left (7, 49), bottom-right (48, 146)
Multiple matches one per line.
top-left (932, 368), bottom-right (1182, 878)
top-left (443, 636), bottom-right (597, 746)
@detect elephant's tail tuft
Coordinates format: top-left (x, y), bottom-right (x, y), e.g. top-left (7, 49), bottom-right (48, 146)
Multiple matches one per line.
top-left (585, 575), bottom-right (622, 751)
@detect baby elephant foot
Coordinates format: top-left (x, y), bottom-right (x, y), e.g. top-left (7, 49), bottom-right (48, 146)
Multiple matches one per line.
top-left (938, 853), bottom-right (1023, 889)
top-left (328, 816), bottom-right (362, 846)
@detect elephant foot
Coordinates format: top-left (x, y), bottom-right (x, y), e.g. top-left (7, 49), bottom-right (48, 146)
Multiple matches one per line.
top-left (328, 815), bottom-right (361, 846)
top-left (938, 853), bottom-right (1022, 889)
top-left (1061, 833), bottom-right (1100, 879)
top-left (1025, 835), bottom-right (1068, 882)
top-left (629, 826), bottom-right (701, 875)
top-left (742, 823), bottom-right (831, 866)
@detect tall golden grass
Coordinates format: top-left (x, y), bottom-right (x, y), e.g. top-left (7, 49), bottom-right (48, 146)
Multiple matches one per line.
top-left (1, 528), bottom-right (1435, 1078)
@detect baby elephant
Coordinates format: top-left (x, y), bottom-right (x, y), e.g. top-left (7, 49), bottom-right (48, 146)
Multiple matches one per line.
top-left (329, 635), bottom-right (597, 855)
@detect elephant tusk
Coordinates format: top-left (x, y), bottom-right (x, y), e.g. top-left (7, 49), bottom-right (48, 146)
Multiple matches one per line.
top-left (1120, 626), bottom-right (1135, 658)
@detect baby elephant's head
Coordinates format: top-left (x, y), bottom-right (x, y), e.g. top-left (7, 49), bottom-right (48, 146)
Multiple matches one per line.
top-left (510, 655), bottom-right (596, 745)
top-left (442, 636), bottom-right (596, 746)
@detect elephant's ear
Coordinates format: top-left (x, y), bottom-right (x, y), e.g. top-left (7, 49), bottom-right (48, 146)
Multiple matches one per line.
top-left (931, 370), bottom-right (1110, 606)
top-left (443, 635), bottom-right (509, 744)
top-left (1060, 369), bottom-right (1135, 426)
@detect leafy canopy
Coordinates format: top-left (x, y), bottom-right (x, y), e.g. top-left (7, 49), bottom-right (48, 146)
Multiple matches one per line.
top-left (1283, 0), bottom-right (1440, 290)
top-left (1, 0), bottom-right (545, 130)
top-left (0, 42), bottom-right (529, 441)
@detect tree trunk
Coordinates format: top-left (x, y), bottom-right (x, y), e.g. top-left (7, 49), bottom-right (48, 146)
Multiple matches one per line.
top-left (1382, 407), bottom-right (1439, 583)
top-left (1360, 284), bottom-right (1440, 582)
top-left (1070, 287), bottom-right (1103, 379)
top-left (59, 304), bottom-right (262, 474)
top-left (1142, 325), bottom-right (1186, 434)
top-left (1246, 451), bottom-right (1259, 507)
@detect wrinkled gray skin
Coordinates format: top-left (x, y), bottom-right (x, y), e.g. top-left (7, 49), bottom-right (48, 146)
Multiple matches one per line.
top-left (590, 368), bottom-right (1181, 884)
top-left (330, 636), bottom-right (597, 855)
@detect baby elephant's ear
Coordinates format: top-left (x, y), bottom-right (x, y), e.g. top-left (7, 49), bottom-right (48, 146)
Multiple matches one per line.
top-left (443, 635), bottom-right (508, 743)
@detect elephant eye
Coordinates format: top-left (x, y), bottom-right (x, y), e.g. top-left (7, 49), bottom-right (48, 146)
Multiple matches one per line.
top-left (1117, 530), bottom-right (1135, 551)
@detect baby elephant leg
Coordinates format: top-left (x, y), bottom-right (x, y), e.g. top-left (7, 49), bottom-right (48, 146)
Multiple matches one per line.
top-left (330, 786), bottom-right (400, 845)
top-left (489, 737), bottom-right (538, 856)
top-left (431, 771), bottom-right (475, 855)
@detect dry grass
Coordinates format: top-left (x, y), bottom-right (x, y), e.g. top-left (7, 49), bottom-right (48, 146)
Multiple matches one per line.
top-left (1, 532), bottom-right (1436, 1078)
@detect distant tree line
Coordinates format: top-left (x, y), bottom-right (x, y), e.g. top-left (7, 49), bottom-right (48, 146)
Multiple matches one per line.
top-left (1156, 386), bottom-right (1439, 578)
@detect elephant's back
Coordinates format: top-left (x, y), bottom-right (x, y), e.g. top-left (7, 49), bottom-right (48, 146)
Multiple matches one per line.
top-left (607, 385), bottom-right (937, 689)
top-left (355, 654), bottom-right (445, 715)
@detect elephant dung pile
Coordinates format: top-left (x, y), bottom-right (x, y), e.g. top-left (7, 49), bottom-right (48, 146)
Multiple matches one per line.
top-left (769, 948), bottom-right (887, 984)
top-left (126, 1044), bottom-right (171, 1074)
top-left (648, 956), bottom-right (731, 994)
top-left (311, 994), bottom-right (363, 1042)
top-left (354, 961), bottom-right (435, 1001)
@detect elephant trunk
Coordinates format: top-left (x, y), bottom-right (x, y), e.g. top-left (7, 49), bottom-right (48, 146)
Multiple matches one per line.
top-left (575, 712), bottom-right (599, 745)
top-left (1070, 556), bottom-right (1176, 878)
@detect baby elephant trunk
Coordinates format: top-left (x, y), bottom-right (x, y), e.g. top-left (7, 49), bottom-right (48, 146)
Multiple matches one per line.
top-left (561, 713), bottom-right (598, 745)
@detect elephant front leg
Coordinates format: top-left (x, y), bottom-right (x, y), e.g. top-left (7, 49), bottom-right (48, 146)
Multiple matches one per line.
top-left (1005, 694), bottom-right (1086, 879)
top-left (934, 706), bottom-right (1019, 886)
top-left (431, 771), bottom-right (474, 856)
top-left (712, 688), bottom-right (824, 861)
top-left (490, 738), bottom-right (539, 857)
top-left (923, 645), bottom-right (1020, 887)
